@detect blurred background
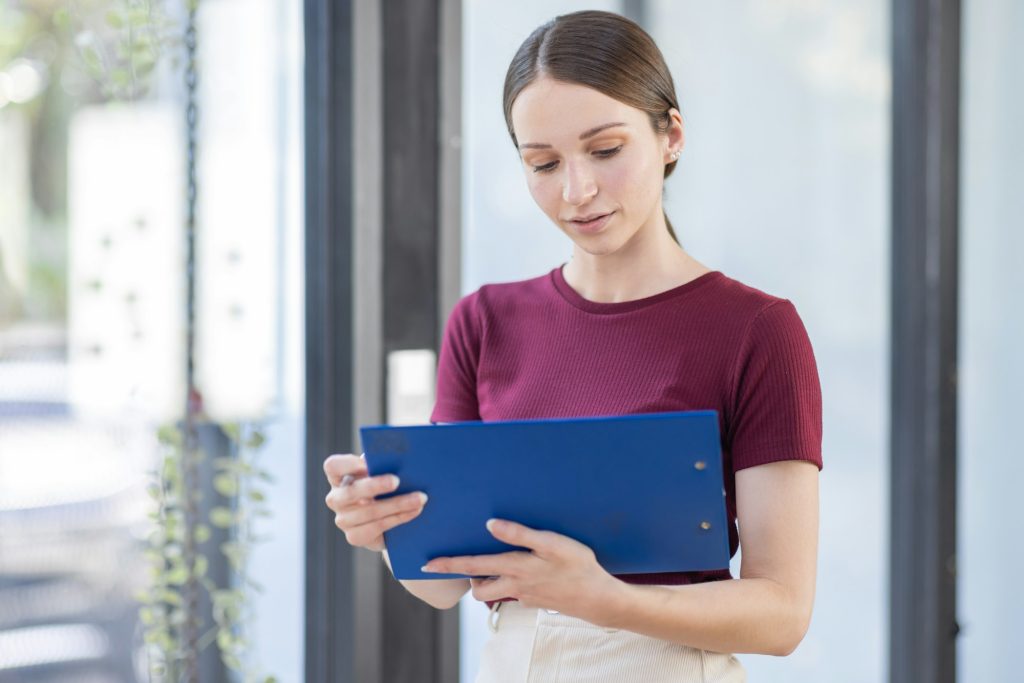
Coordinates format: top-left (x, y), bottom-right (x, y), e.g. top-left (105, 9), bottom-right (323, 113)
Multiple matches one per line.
top-left (0, 0), bottom-right (1019, 682)
top-left (0, 0), bottom-right (303, 680)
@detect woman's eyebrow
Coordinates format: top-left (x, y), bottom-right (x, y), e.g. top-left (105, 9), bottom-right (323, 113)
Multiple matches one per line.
top-left (517, 122), bottom-right (627, 150)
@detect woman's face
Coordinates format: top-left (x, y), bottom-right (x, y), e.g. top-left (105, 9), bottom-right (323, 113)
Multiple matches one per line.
top-left (510, 76), bottom-right (682, 256)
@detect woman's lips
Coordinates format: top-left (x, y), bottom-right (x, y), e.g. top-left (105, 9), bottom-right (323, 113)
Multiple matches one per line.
top-left (570, 211), bottom-right (614, 234)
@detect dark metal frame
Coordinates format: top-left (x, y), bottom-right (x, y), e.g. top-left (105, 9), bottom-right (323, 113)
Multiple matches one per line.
top-left (890, 1), bottom-right (962, 682)
top-left (378, 0), bottom-right (459, 679)
top-left (303, 0), bottom-right (358, 681)
top-left (304, 0), bottom-right (460, 680)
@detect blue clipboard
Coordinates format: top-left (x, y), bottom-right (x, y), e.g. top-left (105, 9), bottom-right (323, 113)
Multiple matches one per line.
top-left (359, 410), bottom-right (730, 580)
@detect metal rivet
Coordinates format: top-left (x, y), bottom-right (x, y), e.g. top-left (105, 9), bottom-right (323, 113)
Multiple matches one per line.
top-left (700, 521), bottom-right (711, 530)
top-left (694, 460), bottom-right (706, 471)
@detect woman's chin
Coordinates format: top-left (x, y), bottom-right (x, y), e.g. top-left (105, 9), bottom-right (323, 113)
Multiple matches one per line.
top-left (568, 236), bottom-right (626, 257)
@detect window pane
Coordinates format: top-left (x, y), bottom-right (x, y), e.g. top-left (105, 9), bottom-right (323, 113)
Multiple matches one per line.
top-left (648, 3), bottom-right (889, 680)
top-left (958, 1), bottom-right (1024, 680)
top-left (459, 3), bottom-right (889, 681)
top-left (198, 0), bottom-right (306, 680)
top-left (0, 0), bottom-right (304, 679)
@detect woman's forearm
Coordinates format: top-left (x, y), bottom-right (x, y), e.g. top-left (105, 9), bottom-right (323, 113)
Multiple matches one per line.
top-left (382, 549), bottom-right (470, 609)
top-left (599, 576), bottom-right (812, 656)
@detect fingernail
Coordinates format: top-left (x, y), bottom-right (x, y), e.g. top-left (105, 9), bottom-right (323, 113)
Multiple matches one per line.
top-left (390, 475), bottom-right (400, 487)
top-left (417, 492), bottom-right (428, 504)
top-left (421, 564), bottom-right (433, 572)
top-left (486, 518), bottom-right (497, 532)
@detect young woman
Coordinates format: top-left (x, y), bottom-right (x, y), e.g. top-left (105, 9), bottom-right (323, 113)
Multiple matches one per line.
top-left (324, 10), bottom-right (822, 682)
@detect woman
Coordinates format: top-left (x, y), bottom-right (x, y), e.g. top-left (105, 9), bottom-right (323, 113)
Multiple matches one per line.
top-left (324, 9), bottom-right (822, 682)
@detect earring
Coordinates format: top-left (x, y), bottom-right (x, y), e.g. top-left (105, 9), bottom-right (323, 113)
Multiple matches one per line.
top-left (670, 150), bottom-right (680, 161)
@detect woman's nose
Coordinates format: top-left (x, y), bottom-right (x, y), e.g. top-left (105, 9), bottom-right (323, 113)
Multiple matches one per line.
top-left (562, 161), bottom-right (598, 205)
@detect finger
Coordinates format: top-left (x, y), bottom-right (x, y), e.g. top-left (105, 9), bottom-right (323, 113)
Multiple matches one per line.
top-left (335, 491), bottom-right (427, 528)
top-left (469, 576), bottom-right (499, 588)
top-left (323, 454), bottom-right (368, 487)
top-left (338, 505), bottom-right (423, 548)
top-left (486, 518), bottom-right (567, 557)
top-left (422, 550), bottom-right (530, 577)
top-left (347, 473), bottom-right (401, 502)
top-left (471, 577), bottom-right (516, 603)
top-left (326, 473), bottom-right (400, 510)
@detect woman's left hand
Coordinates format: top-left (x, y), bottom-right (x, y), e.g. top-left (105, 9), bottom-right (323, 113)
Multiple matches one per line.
top-left (421, 518), bottom-right (622, 624)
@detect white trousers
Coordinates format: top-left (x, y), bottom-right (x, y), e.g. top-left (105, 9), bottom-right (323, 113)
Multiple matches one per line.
top-left (474, 600), bottom-right (747, 683)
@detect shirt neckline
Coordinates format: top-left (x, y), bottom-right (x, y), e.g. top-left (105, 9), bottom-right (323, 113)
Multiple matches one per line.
top-left (550, 262), bottom-right (723, 314)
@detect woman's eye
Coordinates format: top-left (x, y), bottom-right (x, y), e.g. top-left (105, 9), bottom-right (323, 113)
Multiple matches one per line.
top-left (594, 145), bottom-right (623, 158)
top-left (530, 145), bottom-right (624, 174)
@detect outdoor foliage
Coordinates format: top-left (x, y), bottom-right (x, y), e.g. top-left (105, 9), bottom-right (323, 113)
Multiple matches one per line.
top-left (138, 421), bottom-right (278, 683)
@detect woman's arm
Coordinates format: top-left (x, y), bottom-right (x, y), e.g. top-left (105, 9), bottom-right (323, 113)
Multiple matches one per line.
top-left (382, 549), bottom-right (471, 610)
top-left (599, 459), bottom-right (819, 656)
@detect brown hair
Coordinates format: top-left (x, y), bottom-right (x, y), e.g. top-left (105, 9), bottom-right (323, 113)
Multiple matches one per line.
top-left (502, 10), bottom-right (683, 245)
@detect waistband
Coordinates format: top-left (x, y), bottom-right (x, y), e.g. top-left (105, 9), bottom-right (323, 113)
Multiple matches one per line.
top-left (488, 600), bottom-right (619, 634)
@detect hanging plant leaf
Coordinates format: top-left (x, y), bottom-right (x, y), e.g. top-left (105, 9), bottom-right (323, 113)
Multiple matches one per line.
top-left (166, 563), bottom-right (189, 586)
top-left (222, 422), bottom-right (241, 442)
top-left (244, 431), bottom-right (266, 450)
top-left (80, 44), bottom-right (103, 76)
top-left (214, 473), bottom-right (238, 496)
top-left (210, 506), bottom-right (234, 528)
top-left (105, 9), bottom-right (124, 29)
top-left (157, 424), bottom-right (181, 447)
top-left (111, 67), bottom-right (129, 87)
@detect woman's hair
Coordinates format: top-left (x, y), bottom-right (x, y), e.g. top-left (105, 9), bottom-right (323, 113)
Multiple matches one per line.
top-left (503, 10), bottom-right (683, 245)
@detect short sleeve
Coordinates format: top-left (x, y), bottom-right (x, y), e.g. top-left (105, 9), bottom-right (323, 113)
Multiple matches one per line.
top-left (727, 299), bottom-right (823, 471)
top-left (429, 291), bottom-right (483, 423)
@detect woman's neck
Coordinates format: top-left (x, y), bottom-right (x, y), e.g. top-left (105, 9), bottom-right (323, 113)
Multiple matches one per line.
top-left (562, 223), bottom-right (711, 304)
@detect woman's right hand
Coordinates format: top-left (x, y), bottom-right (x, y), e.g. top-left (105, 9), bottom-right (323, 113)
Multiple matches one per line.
top-left (323, 453), bottom-right (428, 552)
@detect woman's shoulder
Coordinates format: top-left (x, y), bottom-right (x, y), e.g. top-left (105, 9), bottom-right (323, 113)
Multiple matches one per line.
top-left (709, 270), bottom-right (796, 317)
top-left (704, 272), bottom-right (818, 372)
top-left (448, 269), bottom-right (556, 318)
top-left (690, 271), bottom-right (816, 353)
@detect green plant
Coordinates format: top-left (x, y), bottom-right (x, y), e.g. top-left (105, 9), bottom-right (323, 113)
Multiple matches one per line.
top-left (208, 422), bottom-right (276, 676)
top-left (138, 420), bottom-right (277, 683)
top-left (54, 0), bottom-right (186, 101)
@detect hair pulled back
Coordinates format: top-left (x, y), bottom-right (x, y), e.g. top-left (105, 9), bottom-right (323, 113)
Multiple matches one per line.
top-left (503, 10), bottom-right (683, 245)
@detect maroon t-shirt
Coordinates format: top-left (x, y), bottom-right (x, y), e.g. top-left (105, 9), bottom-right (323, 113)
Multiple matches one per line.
top-left (429, 263), bottom-right (823, 605)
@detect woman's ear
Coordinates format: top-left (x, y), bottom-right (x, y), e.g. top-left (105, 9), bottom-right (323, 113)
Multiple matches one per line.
top-left (666, 107), bottom-right (685, 158)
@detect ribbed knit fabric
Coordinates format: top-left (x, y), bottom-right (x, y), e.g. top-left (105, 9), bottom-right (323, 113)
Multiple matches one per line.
top-left (430, 262), bottom-right (823, 606)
